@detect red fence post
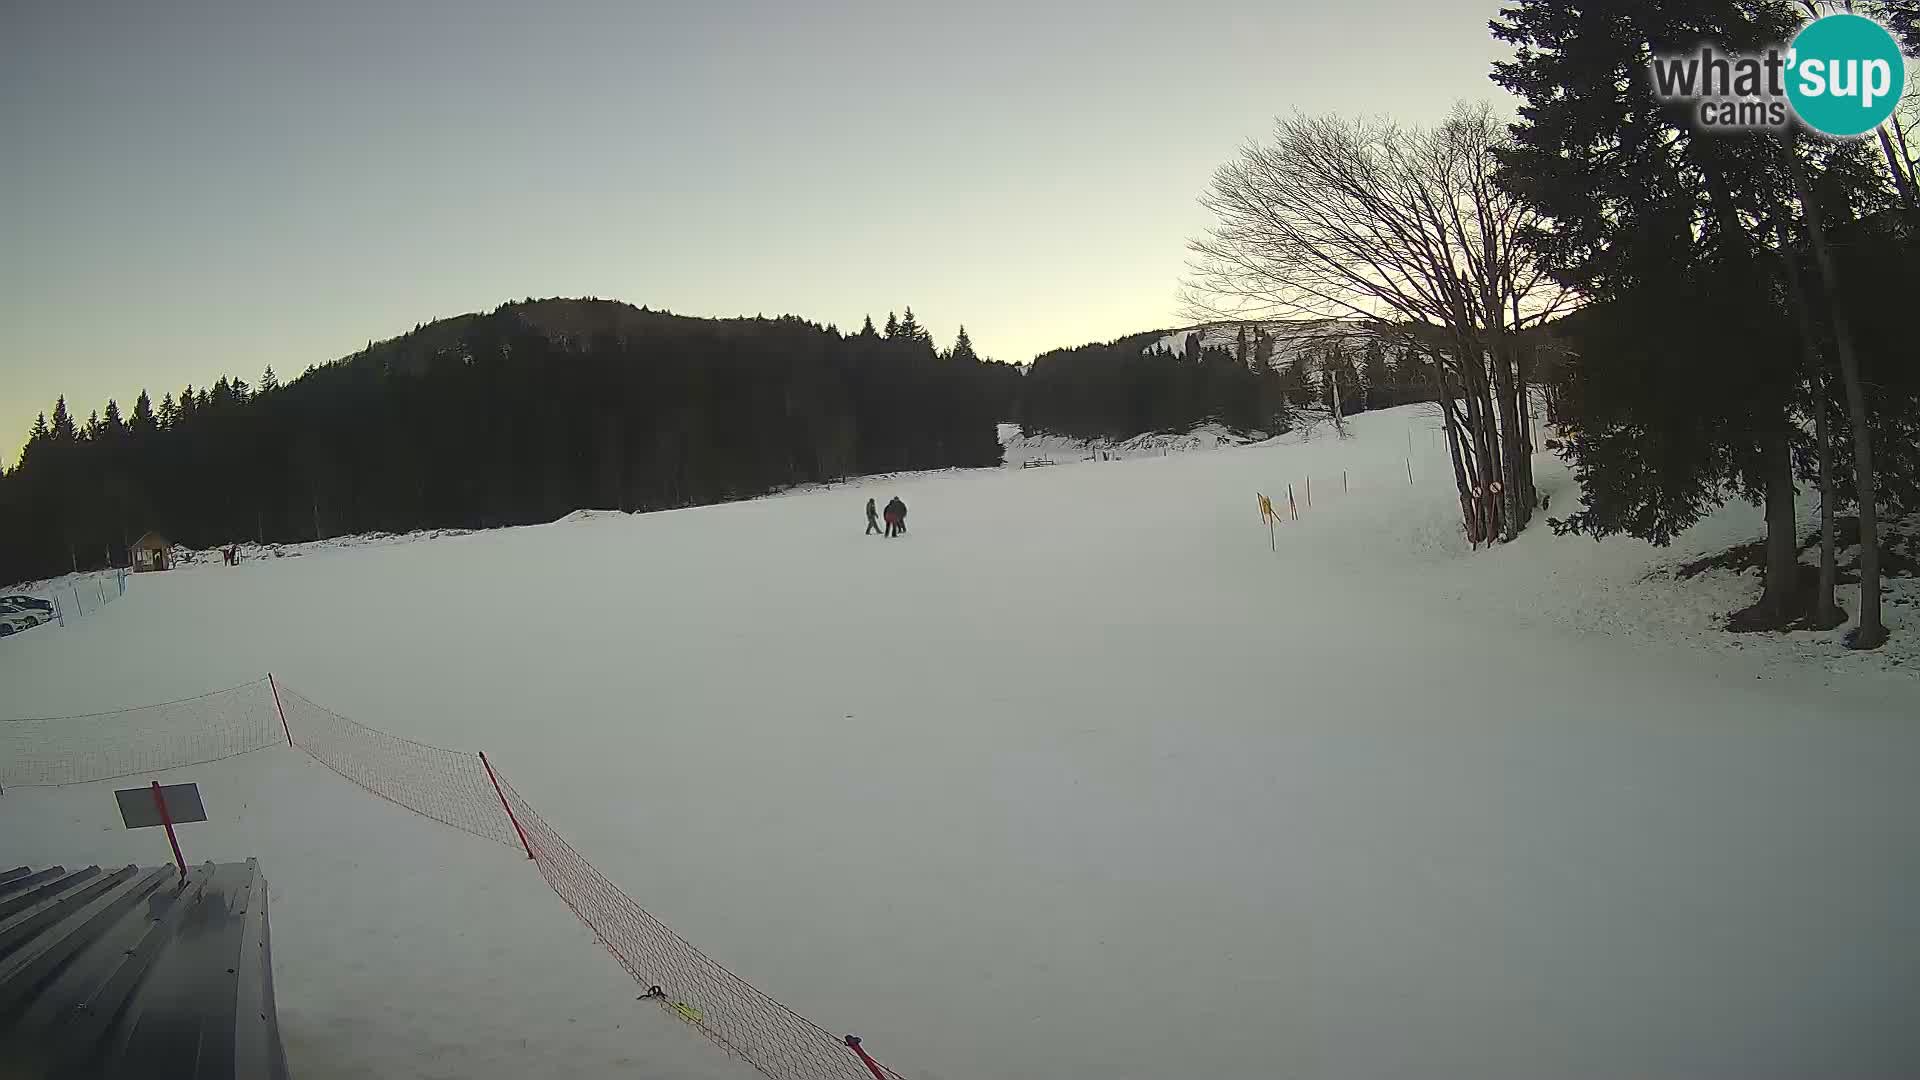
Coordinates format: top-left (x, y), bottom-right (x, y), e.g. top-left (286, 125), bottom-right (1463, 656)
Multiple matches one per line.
top-left (480, 752), bottom-right (535, 860)
top-left (151, 781), bottom-right (187, 881)
top-left (844, 1035), bottom-right (890, 1080)
top-left (269, 673), bottom-right (292, 747)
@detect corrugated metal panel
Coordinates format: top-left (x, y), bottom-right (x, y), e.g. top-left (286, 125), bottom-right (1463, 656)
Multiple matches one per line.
top-left (0, 859), bottom-right (289, 1079)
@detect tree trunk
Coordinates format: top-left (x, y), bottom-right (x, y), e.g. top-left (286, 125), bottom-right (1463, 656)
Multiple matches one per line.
top-left (1425, 344), bottom-right (1480, 544)
top-left (1700, 150), bottom-right (1803, 630)
top-left (1755, 418), bottom-right (1802, 626)
top-left (1457, 350), bottom-right (1504, 543)
top-left (1794, 161), bottom-right (1887, 648)
top-left (1877, 127), bottom-right (1916, 209)
top-left (1515, 353), bottom-right (1536, 513)
top-left (1813, 385), bottom-right (1844, 628)
top-left (1487, 333), bottom-right (1528, 540)
top-left (1779, 226), bottom-right (1843, 628)
top-left (1445, 409), bottom-right (1480, 544)
top-left (1328, 365), bottom-right (1346, 437)
top-left (1890, 119), bottom-right (1919, 204)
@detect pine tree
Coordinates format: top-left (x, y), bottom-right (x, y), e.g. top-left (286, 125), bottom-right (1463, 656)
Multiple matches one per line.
top-left (1253, 329), bottom-right (1274, 372)
top-left (1493, 0), bottom-right (1818, 626)
top-left (897, 307), bottom-right (927, 344)
top-left (260, 366), bottom-right (280, 394)
top-left (103, 399), bottom-right (124, 436)
top-left (1362, 338), bottom-right (1392, 410)
top-left (1283, 357), bottom-right (1315, 410)
top-left (1235, 324), bottom-right (1249, 365)
top-left (158, 393), bottom-right (178, 429)
top-left (27, 412), bottom-right (49, 446)
top-left (130, 391), bottom-right (155, 434)
top-left (858, 316), bottom-right (877, 338)
top-left (951, 325), bottom-right (979, 364)
top-left (884, 312), bottom-right (900, 338)
top-left (50, 397), bottom-right (76, 442)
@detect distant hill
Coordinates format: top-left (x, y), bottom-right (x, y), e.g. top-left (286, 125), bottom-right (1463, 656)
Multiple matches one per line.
top-left (1150, 319), bottom-right (1389, 368)
top-left (342, 298), bottom-right (794, 378)
top-left (0, 298), bottom-right (1018, 583)
top-left (1015, 319), bottom-right (1432, 442)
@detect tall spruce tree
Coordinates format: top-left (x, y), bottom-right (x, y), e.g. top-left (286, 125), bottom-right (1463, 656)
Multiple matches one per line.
top-left (1492, 0), bottom-right (1818, 626)
top-left (897, 306), bottom-right (930, 346)
top-left (951, 326), bottom-right (979, 363)
top-left (1362, 338), bottom-right (1392, 410)
top-left (50, 397), bottom-right (75, 442)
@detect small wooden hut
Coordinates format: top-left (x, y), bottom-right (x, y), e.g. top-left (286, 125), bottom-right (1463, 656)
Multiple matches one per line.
top-left (132, 531), bottom-right (174, 573)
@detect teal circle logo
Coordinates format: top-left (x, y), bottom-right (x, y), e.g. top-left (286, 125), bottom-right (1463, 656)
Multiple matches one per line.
top-left (1786, 13), bottom-right (1906, 137)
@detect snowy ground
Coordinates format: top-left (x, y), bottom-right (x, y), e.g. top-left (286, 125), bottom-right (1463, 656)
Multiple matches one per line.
top-left (4, 404), bottom-right (1917, 1079)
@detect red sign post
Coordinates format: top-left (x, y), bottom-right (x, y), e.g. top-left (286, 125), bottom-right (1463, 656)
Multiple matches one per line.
top-left (115, 781), bottom-right (206, 881)
top-left (150, 781), bottom-right (187, 880)
top-left (843, 1035), bottom-right (890, 1080)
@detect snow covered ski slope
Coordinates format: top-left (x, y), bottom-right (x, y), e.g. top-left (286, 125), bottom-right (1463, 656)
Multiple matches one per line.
top-left (3, 404), bottom-right (1915, 1079)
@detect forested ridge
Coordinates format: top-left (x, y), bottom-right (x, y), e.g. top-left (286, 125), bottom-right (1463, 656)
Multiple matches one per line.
top-left (1, 299), bottom-right (1019, 581)
top-left (1014, 322), bottom-right (1439, 441)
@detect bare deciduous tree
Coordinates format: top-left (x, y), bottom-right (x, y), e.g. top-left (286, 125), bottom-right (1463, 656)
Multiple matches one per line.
top-left (1184, 103), bottom-right (1572, 544)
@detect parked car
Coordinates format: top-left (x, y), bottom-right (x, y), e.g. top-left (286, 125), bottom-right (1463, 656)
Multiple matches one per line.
top-left (0, 594), bottom-right (53, 614)
top-left (0, 609), bottom-right (38, 636)
top-left (0, 599), bottom-right (46, 626)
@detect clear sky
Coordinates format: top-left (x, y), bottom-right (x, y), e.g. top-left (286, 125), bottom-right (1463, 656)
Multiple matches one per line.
top-left (2, 0), bottom-right (1516, 467)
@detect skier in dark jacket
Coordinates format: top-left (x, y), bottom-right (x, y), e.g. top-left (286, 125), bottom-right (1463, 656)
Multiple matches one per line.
top-left (865, 498), bottom-right (881, 535)
top-left (884, 496), bottom-right (907, 537)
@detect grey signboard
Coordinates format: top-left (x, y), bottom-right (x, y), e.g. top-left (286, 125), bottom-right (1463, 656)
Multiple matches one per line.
top-left (114, 782), bottom-right (208, 829)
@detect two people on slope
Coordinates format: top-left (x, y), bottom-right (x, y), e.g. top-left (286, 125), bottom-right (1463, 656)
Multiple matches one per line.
top-left (865, 496), bottom-right (909, 538)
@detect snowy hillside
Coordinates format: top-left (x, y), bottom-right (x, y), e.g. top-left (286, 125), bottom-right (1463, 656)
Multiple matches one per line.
top-left (998, 421), bottom-right (1272, 465)
top-left (1153, 318), bottom-right (1379, 365)
top-left (3, 404), bottom-right (1916, 1080)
